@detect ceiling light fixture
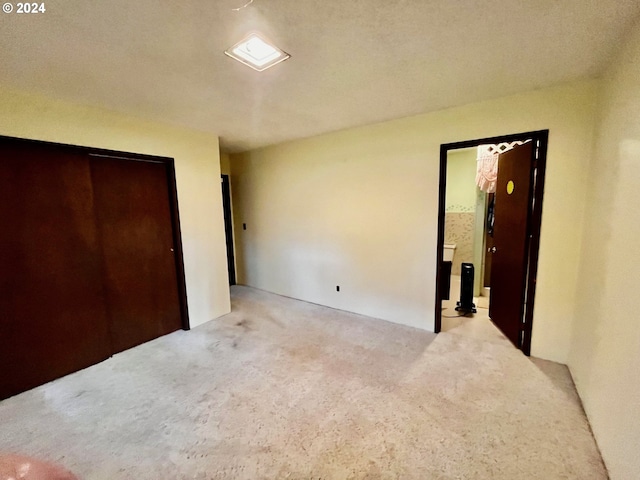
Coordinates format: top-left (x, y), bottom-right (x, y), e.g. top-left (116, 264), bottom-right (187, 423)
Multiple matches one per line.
top-left (225, 34), bottom-right (290, 72)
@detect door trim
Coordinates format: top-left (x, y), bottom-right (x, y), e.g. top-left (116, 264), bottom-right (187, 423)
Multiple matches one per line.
top-left (0, 134), bottom-right (191, 331)
top-left (434, 130), bottom-right (548, 355)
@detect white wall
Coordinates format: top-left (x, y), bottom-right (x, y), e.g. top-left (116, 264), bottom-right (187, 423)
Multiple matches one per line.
top-left (0, 87), bottom-right (230, 328)
top-left (231, 79), bottom-right (599, 363)
top-left (568, 20), bottom-right (640, 480)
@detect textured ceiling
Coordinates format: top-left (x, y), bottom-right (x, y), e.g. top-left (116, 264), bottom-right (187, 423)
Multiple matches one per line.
top-left (1, 1), bottom-right (639, 152)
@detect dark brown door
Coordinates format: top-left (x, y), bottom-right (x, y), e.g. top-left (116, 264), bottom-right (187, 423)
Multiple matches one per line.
top-left (90, 157), bottom-right (182, 353)
top-left (489, 142), bottom-right (534, 347)
top-left (0, 140), bottom-right (112, 400)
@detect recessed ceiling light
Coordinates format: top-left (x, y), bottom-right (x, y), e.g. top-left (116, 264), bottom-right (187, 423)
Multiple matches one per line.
top-left (225, 34), bottom-right (290, 72)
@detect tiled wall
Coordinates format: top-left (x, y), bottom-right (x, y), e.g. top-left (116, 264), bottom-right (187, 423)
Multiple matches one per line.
top-left (445, 207), bottom-right (475, 275)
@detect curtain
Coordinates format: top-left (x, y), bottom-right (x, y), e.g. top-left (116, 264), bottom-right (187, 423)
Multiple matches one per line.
top-left (476, 141), bottom-right (530, 192)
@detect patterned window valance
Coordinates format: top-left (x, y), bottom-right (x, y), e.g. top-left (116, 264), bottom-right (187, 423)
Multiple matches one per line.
top-left (475, 141), bottom-right (530, 192)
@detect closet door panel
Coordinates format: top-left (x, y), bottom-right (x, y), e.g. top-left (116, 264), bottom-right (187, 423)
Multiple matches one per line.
top-left (0, 139), bottom-right (112, 400)
top-left (90, 158), bottom-right (182, 354)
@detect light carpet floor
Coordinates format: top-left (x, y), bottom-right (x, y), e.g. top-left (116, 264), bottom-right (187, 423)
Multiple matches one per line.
top-left (0, 286), bottom-right (607, 479)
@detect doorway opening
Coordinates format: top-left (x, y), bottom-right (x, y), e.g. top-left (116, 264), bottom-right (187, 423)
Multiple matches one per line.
top-left (221, 174), bottom-right (236, 285)
top-left (434, 130), bottom-right (549, 355)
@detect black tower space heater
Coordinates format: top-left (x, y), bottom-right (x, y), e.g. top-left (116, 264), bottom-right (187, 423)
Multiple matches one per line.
top-left (455, 263), bottom-right (477, 314)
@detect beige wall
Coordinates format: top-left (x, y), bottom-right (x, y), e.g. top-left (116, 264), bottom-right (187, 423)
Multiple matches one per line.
top-left (445, 148), bottom-right (477, 212)
top-left (568, 20), bottom-right (640, 480)
top-left (220, 152), bottom-right (231, 175)
top-left (0, 88), bottom-right (230, 328)
top-left (231, 79), bottom-right (599, 363)
top-left (445, 148), bottom-right (477, 275)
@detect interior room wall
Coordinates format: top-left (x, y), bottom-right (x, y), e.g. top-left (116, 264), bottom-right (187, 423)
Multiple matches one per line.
top-left (568, 20), bottom-right (640, 480)
top-left (220, 152), bottom-right (231, 175)
top-left (230, 79), bottom-right (599, 363)
top-left (445, 148), bottom-right (477, 275)
top-left (0, 87), bottom-right (230, 328)
top-left (472, 184), bottom-right (488, 297)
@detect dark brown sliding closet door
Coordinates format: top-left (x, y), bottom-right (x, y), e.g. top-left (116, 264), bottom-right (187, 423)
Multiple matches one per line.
top-left (90, 157), bottom-right (182, 354)
top-left (0, 140), bottom-right (112, 400)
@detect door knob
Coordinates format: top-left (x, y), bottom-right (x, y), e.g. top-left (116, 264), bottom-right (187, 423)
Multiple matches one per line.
top-left (489, 246), bottom-right (497, 253)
